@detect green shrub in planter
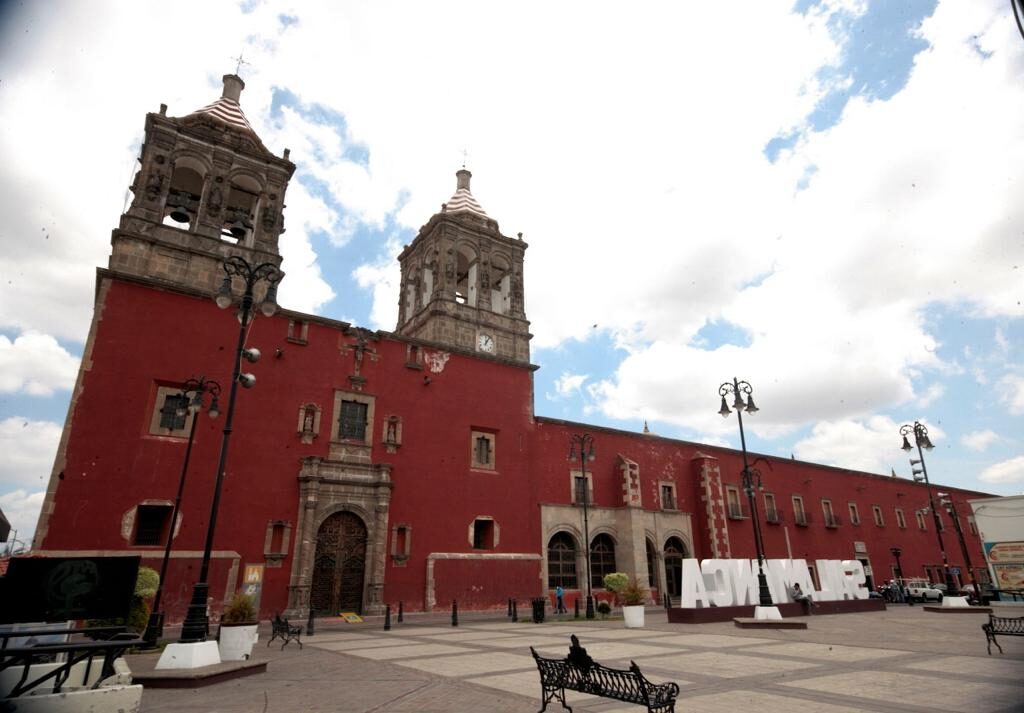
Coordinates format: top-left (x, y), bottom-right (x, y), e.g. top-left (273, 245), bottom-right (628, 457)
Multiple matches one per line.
top-left (221, 592), bottom-right (258, 624)
top-left (88, 565), bottom-right (159, 635)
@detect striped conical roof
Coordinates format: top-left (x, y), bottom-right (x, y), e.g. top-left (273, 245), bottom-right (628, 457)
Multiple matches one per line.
top-left (443, 169), bottom-right (489, 218)
top-left (188, 74), bottom-right (256, 134)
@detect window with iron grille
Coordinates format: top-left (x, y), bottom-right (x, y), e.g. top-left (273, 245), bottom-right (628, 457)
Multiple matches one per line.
top-left (792, 496), bottom-right (807, 525)
top-left (896, 508), bottom-right (907, 529)
top-left (134, 505), bottom-right (172, 546)
top-left (873, 506), bottom-right (885, 527)
top-left (572, 474), bottom-right (590, 505)
top-left (547, 532), bottom-right (577, 588)
top-left (848, 502), bottom-right (861, 525)
top-left (916, 510), bottom-right (927, 530)
top-left (470, 430), bottom-right (496, 470)
top-left (764, 493), bottom-right (781, 523)
top-left (338, 400), bottom-right (368, 440)
top-left (159, 393), bottom-right (188, 430)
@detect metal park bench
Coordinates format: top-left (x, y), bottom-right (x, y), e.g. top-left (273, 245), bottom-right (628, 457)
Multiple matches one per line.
top-left (530, 634), bottom-right (679, 713)
top-left (0, 635), bottom-right (143, 698)
top-left (982, 613), bottom-right (1024, 655)
top-left (268, 613), bottom-right (303, 649)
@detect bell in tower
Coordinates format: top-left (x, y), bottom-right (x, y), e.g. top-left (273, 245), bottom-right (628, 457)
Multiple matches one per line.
top-left (395, 169), bottom-right (532, 364)
top-left (110, 74), bottom-right (296, 295)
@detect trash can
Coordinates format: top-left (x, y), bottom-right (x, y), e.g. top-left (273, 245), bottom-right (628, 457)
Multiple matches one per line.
top-left (531, 597), bottom-right (546, 624)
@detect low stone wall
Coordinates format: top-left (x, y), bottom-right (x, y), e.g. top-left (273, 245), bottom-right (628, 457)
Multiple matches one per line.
top-left (668, 598), bottom-right (885, 623)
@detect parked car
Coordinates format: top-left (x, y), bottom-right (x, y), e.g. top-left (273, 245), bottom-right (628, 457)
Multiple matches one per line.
top-left (901, 579), bottom-right (943, 602)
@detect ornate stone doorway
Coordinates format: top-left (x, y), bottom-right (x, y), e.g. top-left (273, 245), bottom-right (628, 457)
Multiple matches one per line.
top-left (310, 511), bottom-right (367, 614)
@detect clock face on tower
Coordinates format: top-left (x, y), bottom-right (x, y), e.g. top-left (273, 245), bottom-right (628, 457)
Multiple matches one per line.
top-left (477, 333), bottom-right (495, 353)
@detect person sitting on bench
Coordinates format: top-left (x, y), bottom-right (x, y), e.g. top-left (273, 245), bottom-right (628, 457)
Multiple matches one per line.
top-left (790, 583), bottom-right (815, 613)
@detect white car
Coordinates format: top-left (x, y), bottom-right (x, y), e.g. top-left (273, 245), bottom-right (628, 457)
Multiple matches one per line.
top-left (901, 579), bottom-right (943, 602)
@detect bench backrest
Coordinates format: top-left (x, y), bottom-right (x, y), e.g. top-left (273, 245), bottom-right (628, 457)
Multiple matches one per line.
top-left (988, 615), bottom-right (1024, 633)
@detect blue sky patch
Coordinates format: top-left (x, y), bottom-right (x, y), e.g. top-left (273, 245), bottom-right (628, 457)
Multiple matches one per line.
top-left (693, 319), bottom-right (754, 350)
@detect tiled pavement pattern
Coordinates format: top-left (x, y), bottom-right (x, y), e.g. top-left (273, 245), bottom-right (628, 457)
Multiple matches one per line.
top-left (133, 606), bottom-right (1024, 713)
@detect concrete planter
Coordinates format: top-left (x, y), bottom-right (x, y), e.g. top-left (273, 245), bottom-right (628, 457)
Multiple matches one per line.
top-left (622, 605), bottom-right (645, 628)
top-left (218, 623), bottom-right (258, 661)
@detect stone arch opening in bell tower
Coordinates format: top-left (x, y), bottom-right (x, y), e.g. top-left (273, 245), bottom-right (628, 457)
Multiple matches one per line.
top-left (163, 157), bottom-right (206, 231)
top-left (490, 254), bottom-right (511, 315)
top-left (222, 174), bottom-right (261, 245)
top-left (454, 244), bottom-right (478, 306)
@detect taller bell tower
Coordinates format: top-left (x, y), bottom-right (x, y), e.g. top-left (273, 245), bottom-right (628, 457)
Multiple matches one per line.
top-left (395, 170), bottom-right (531, 364)
top-left (110, 74), bottom-right (295, 294)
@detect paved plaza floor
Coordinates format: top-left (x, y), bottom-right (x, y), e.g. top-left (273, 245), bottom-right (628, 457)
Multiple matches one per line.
top-left (129, 605), bottom-right (1024, 713)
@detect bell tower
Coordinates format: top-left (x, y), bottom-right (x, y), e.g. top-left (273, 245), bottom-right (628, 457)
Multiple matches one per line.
top-left (395, 170), bottom-right (531, 364)
top-left (110, 74), bottom-right (295, 294)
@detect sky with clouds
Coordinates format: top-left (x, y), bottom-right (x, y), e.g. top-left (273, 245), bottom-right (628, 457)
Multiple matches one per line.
top-left (1, 0), bottom-right (1022, 548)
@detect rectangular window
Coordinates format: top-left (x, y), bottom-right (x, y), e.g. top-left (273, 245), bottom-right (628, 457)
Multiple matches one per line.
top-left (764, 493), bottom-right (780, 523)
top-left (968, 517), bottom-right (978, 536)
top-left (792, 496), bottom-right (808, 526)
top-left (134, 504), bottom-right (172, 546)
top-left (916, 510), bottom-right (927, 530)
top-left (159, 393), bottom-right (188, 430)
top-left (473, 519), bottom-right (494, 549)
top-left (895, 508), bottom-right (907, 529)
top-left (822, 500), bottom-right (839, 528)
top-left (848, 502), bottom-right (860, 526)
top-left (661, 484), bottom-right (676, 510)
top-left (471, 430), bottom-right (496, 470)
top-left (572, 474), bottom-right (591, 505)
top-left (873, 506), bottom-right (885, 527)
top-left (287, 319), bottom-right (309, 344)
top-left (726, 487), bottom-right (744, 519)
top-left (338, 400), bottom-right (368, 440)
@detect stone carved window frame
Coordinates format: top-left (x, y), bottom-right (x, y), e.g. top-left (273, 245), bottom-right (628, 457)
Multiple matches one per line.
top-left (470, 429), bottom-right (496, 471)
top-left (149, 385), bottom-right (196, 438)
top-left (287, 319), bottom-right (309, 345)
top-left (570, 469), bottom-right (593, 505)
top-left (391, 523), bottom-right (411, 566)
top-left (382, 415), bottom-right (402, 454)
top-left (659, 481), bottom-right (677, 511)
top-left (331, 391), bottom-right (375, 446)
top-left (264, 520), bottom-right (292, 567)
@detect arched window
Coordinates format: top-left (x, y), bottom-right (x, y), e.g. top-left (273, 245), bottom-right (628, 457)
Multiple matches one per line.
top-left (664, 536), bottom-right (688, 601)
top-left (547, 532), bottom-right (577, 589)
top-left (645, 538), bottom-right (657, 592)
top-left (223, 174), bottom-right (261, 244)
top-left (590, 533), bottom-right (617, 590)
top-left (164, 159), bottom-right (205, 230)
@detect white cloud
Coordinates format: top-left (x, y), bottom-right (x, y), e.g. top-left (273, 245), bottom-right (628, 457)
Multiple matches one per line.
top-left (0, 417), bottom-right (61, 489)
top-left (791, 416), bottom-right (912, 474)
top-left (0, 333), bottom-right (79, 396)
top-left (978, 456), bottom-right (1024, 485)
top-left (352, 237), bottom-right (403, 331)
top-left (999, 374), bottom-right (1024, 415)
top-left (0, 489), bottom-right (45, 551)
top-left (916, 383), bottom-right (945, 408)
top-left (552, 373), bottom-right (588, 399)
top-left (962, 430), bottom-right (998, 452)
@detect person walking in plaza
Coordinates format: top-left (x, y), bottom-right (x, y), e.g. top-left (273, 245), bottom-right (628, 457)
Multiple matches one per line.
top-left (555, 584), bottom-right (567, 614)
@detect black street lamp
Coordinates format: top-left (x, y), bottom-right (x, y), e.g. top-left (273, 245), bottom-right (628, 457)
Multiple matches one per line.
top-left (936, 491), bottom-right (981, 601)
top-left (143, 377), bottom-right (221, 647)
top-left (900, 421), bottom-right (958, 597)
top-left (719, 378), bottom-right (773, 608)
top-left (179, 256), bottom-right (281, 643)
top-left (568, 433), bottom-right (596, 620)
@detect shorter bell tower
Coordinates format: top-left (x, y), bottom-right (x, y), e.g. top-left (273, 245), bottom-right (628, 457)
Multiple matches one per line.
top-left (110, 74), bottom-right (295, 295)
top-left (395, 170), bottom-right (531, 364)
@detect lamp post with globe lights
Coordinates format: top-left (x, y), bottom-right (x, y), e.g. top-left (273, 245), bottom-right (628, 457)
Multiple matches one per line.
top-left (143, 377), bottom-right (221, 647)
top-left (718, 378), bottom-right (775, 612)
top-left (568, 433), bottom-right (596, 620)
top-left (178, 256), bottom-right (281, 644)
top-left (900, 421), bottom-right (958, 598)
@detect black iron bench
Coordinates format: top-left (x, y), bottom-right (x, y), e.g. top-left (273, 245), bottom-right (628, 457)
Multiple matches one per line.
top-left (0, 636), bottom-right (143, 697)
top-left (268, 613), bottom-right (302, 649)
top-left (982, 613), bottom-right (1024, 655)
top-left (530, 634), bottom-right (678, 713)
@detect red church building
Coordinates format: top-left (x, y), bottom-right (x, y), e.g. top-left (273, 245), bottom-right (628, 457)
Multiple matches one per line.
top-left (32, 75), bottom-right (991, 623)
